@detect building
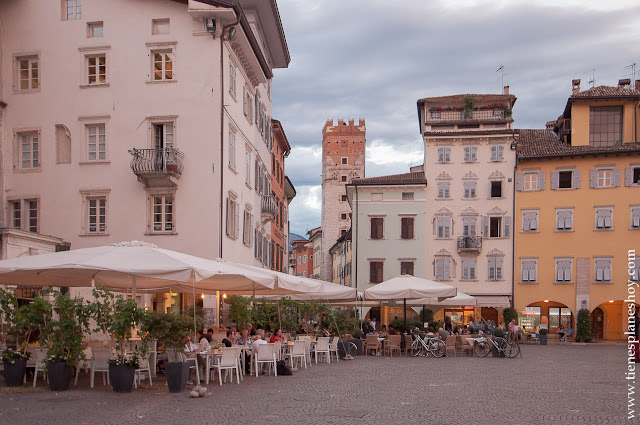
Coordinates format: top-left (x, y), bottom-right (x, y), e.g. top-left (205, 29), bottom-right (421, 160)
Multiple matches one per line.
top-left (514, 79), bottom-right (640, 340)
top-left (320, 119), bottom-right (366, 281)
top-left (308, 226), bottom-right (322, 279)
top-left (416, 90), bottom-right (517, 326)
top-left (347, 170), bottom-right (427, 325)
top-left (284, 177), bottom-right (297, 272)
top-left (270, 119), bottom-right (292, 273)
top-left (328, 228), bottom-right (352, 287)
top-left (0, 0), bottom-right (290, 324)
top-left (290, 237), bottom-right (312, 277)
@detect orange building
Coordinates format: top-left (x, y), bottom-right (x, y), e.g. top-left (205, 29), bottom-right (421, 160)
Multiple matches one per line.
top-left (270, 120), bottom-right (291, 272)
top-left (290, 238), bottom-right (313, 277)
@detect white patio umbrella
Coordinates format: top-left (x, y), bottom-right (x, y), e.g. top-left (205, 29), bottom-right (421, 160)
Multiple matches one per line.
top-left (261, 279), bottom-right (356, 301)
top-left (407, 292), bottom-right (476, 307)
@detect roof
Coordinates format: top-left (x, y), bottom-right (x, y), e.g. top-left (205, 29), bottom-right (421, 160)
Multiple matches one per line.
top-left (517, 129), bottom-right (640, 159)
top-left (271, 119), bottom-right (291, 155)
top-left (564, 85), bottom-right (640, 117)
top-left (329, 228), bottom-right (351, 254)
top-left (349, 171), bottom-right (426, 186)
top-left (417, 93), bottom-right (516, 105)
top-left (423, 129), bottom-right (517, 137)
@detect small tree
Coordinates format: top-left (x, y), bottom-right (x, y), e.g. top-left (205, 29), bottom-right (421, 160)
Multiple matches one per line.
top-left (0, 288), bottom-right (51, 362)
top-left (420, 308), bottom-right (434, 324)
top-left (575, 308), bottom-right (592, 342)
top-left (141, 311), bottom-right (192, 362)
top-left (502, 307), bottom-right (518, 325)
top-left (227, 295), bottom-right (252, 329)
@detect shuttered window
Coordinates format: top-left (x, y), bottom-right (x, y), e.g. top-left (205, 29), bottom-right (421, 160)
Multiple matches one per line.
top-left (488, 258), bottom-right (503, 281)
top-left (556, 209), bottom-right (573, 230)
top-left (370, 217), bottom-right (384, 240)
top-left (437, 147), bottom-right (451, 163)
top-left (521, 260), bottom-right (537, 282)
top-left (522, 210), bottom-right (539, 231)
top-left (463, 181), bottom-right (477, 199)
top-left (436, 216), bottom-right (451, 239)
top-left (595, 208), bottom-right (613, 229)
top-left (555, 259), bottom-right (572, 282)
top-left (400, 217), bottom-right (414, 239)
top-left (462, 258), bottom-right (476, 280)
top-left (462, 216), bottom-right (476, 236)
top-left (437, 181), bottom-right (450, 199)
top-left (435, 258), bottom-right (451, 281)
top-left (594, 258), bottom-right (612, 282)
top-left (370, 261), bottom-right (383, 283)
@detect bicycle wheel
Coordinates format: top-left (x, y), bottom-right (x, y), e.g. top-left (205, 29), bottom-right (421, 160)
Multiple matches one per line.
top-left (346, 342), bottom-right (357, 357)
top-left (503, 341), bottom-right (520, 358)
top-left (410, 342), bottom-right (424, 357)
top-left (431, 340), bottom-right (447, 358)
top-left (474, 340), bottom-right (490, 357)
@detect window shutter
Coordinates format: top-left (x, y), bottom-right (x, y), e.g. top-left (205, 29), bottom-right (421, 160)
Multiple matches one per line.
top-left (530, 262), bottom-right (536, 281)
top-left (225, 198), bottom-right (230, 236)
top-left (604, 262), bottom-right (611, 281)
top-left (604, 211), bottom-right (611, 228)
top-left (471, 147), bottom-right (476, 162)
top-left (370, 262), bottom-right (376, 283)
top-left (488, 258), bottom-right (496, 280)
top-left (596, 261), bottom-right (603, 281)
top-left (490, 146), bottom-right (496, 161)
top-left (443, 259), bottom-right (451, 280)
top-left (444, 182), bottom-right (450, 198)
top-left (522, 212), bottom-right (530, 231)
top-left (566, 211), bottom-right (573, 229)
top-left (573, 170), bottom-right (581, 189)
top-left (435, 259), bottom-right (443, 280)
top-left (556, 261), bottom-right (563, 281)
top-left (516, 173), bottom-right (524, 191)
top-left (438, 148), bottom-right (444, 163)
top-left (521, 262), bottom-right (528, 281)
top-left (589, 170), bottom-right (597, 188)
top-left (464, 148), bottom-right (470, 162)
top-left (633, 209), bottom-right (640, 228)
top-left (530, 212), bottom-right (537, 230)
top-left (483, 216), bottom-right (489, 237)
top-left (550, 171), bottom-right (559, 190)
top-left (613, 168), bottom-right (621, 187)
top-left (503, 216), bottom-right (511, 238)
top-left (537, 172), bottom-right (545, 191)
top-left (626, 168), bottom-right (633, 186)
top-left (565, 261), bottom-right (572, 281)
top-left (596, 210), bottom-right (604, 228)
top-left (496, 258), bottom-right (503, 279)
top-left (243, 86), bottom-right (248, 115)
top-left (498, 146), bottom-right (504, 161)
top-left (234, 204), bottom-right (239, 238)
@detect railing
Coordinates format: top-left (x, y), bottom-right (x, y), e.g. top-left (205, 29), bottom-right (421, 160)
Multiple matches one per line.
top-left (457, 236), bottom-right (482, 253)
top-left (428, 109), bottom-right (509, 122)
top-left (261, 194), bottom-right (277, 220)
top-left (129, 148), bottom-right (184, 176)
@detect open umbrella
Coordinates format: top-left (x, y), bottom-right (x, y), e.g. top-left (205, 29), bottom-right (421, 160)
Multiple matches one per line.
top-left (261, 279), bottom-right (356, 301)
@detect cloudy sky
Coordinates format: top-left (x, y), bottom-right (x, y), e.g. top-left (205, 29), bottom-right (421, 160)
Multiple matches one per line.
top-left (271, 0), bottom-right (640, 237)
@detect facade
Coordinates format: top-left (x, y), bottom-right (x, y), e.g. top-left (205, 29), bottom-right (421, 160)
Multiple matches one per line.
top-left (284, 177), bottom-right (297, 273)
top-left (328, 228), bottom-right (352, 287)
top-left (270, 119), bottom-right (291, 273)
top-left (0, 0), bottom-right (290, 323)
top-left (290, 237), bottom-right (312, 277)
top-left (514, 79), bottom-right (640, 340)
top-left (308, 226), bottom-right (322, 279)
top-left (320, 119), bottom-right (366, 281)
top-left (416, 90), bottom-right (517, 326)
top-left (346, 171), bottom-right (427, 324)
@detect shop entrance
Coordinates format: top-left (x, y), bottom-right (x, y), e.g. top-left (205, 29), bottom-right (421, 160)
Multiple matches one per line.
top-left (591, 307), bottom-right (604, 341)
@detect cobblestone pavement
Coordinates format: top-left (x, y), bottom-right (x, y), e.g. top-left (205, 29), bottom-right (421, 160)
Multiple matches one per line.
top-left (0, 344), bottom-right (630, 425)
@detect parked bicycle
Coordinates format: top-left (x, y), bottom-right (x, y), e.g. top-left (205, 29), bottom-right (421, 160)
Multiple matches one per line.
top-left (473, 332), bottom-right (520, 358)
top-left (409, 334), bottom-right (446, 358)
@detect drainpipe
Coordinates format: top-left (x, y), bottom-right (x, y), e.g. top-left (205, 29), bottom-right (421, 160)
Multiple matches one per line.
top-left (511, 133), bottom-right (517, 309)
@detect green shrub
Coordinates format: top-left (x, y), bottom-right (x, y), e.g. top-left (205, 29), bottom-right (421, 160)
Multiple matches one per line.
top-left (227, 295), bottom-right (252, 329)
top-left (575, 308), bottom-right (592, 342)
top-left (502, 307), bottom-right (518, 325)
top-left (539, 328), bottom-right (549, 336)
top-left (390, 319), bottom-right (422, 333)
top-left (420, 308), bottom-right (434, 324)
top-left (493, 328), bottom-right (506, 338)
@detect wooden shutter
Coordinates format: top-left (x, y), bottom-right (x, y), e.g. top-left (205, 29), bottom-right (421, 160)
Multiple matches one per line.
top-left (225, 198), bottom-right (230, 236)
top-left (521, 261), bottom-right (528, 281)
top-left (234, 202), bottom-right (239, 239)
top-left (496, 258), bottom-right (503, 279)
top-left (626, 168), bottom-right (633, 186)
top-left (488, 258), bottom-right (496, 280)
top-left (573, 170), bottom-right (581, 189)
top-left (633, 209), bottom-right (640, 228)
top-left (556, 260), bottom-right (563, 281)
top-left (243, 86), bottom-right (248, 115)
top-left (613, 168), bottom-right (621, 187)
top-left (503, 216), bottom-right (511, 238)
top-left (497, 146), bottom-right (504, 161)
top-left (530, 212), bottom-right (537, 230)
top-left (483, 216), bottom-right (489, 237)
top-left (438, 148), bottom-right (444, 163)
top-left (254, 159), bottom-right (259, 190)
top-left (550, 171), bottom-right (559, 190)
top-left (589, 170), bottom-right (597, 188)
top-left (522, 212), bottom-right (530, 231)
top-left (464, 147), bottom-right (470, 162)
top-left (603, 260), bottom-right (611, 281)
top-left (516, 173), bottom-right (524, 191)
top-left (435, 259), bottom-right (443, 280)
top-left (564, 260), bottom-right (572, 281)
top-left (537, 172), bottom-right (545, 191)
top-left (530, 261), bottom-right (536, 281)
top-left (490, 146), bottom-right (497, 161)
top-left (443, 259), bottom-right (451, 280)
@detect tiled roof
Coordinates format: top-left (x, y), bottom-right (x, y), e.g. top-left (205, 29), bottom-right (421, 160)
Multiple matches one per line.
top-left (350, 172), bottom-right (426, 186)
top-left (417, 93), bottom-right (516, 105)
top-left (424, 129), bottom-right (517, 137)
top-left (571, 86), bottom-right (640, 99)
top-left (517, 129), bottom-right (640, 158)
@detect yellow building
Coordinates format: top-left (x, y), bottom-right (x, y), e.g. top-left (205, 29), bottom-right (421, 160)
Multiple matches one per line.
top-left (308, 227), bottom-right (322, 279)
top-left (329, 229), bottom-right (352, 287)
top-left (514, 79), bottom-right (640, 340)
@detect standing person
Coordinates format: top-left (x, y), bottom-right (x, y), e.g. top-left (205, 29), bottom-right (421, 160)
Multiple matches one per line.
top-left (508, 319), bottom-right (516, 342)
top-left (468, 319), bottom-right (476, 334)
top-left (444, 316), bottom-right (453, 334)
top-left (370, 318), bottom-right (377, 331)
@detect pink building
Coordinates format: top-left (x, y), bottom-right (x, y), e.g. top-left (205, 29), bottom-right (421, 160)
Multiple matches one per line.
top-left (0, 0), bottom-right (290, 324)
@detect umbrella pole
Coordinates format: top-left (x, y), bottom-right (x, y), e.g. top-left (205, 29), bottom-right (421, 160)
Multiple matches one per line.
top-left (132, 276), bottom-right (136, 304)
top-left (404, 298), bottom-right (407, 333)
top-left (192, 272), bottom-right (197, 337)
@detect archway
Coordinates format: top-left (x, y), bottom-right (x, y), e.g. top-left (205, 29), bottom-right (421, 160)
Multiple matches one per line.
top-left (591, 307), bottom-right (604, 340)
top-left (591, 301), bottom-right (640, 341)
top-left (519, 301), bottom-right (573, 334)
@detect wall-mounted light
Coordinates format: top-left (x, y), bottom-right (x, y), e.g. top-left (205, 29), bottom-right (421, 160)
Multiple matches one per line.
top-left (222, 293), bottom-right (227, 299)
top-left (226, 26), bottom-right (237, 41)
top-left (201, 294), bottom-right (205, 300)
top-left (609, 300), bottom-right (614, 303)
top-left (205, 18), bottom-right (216, 33)
top-left (543, 300), bottom-right (549, 303)
top-left (510, 142), bottom-right (517, 150)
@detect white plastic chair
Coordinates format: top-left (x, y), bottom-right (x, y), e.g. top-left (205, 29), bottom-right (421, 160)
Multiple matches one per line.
top-left (254, 343), bottom-right (277, 377)
top-left (303, 339), bottom-right (313, 366)
top-left (286, 341), bottom-right (307, 369)
top-left (211, 347), bottom-right (240, 385)
top-left (134, 350), bottom-right (153, 388)
top-left (330, 337), bottom-right (340, 362)
top-left (32, 348), bottom-right (48, 387)
top-left (74, 347), bottom-right (93, 385)
top-left (273, 341), bottom-right (282, 360)
top-left (24, 347), bottom-right (38, 384)
top-left (89, 349), bottom-right (111, 388)
top-left (315, 337), bottom-right (331, 364)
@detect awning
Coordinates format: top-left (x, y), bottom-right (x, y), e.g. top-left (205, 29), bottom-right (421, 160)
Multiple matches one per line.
top-left (474, 295), bottom-right (511, 308)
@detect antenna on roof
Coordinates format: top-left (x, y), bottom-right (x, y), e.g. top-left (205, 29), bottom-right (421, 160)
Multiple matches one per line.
top-left (624, 63), bottom-right (637, 89)
top-left (588, 69), bottom-right (595, 88)
top-left (496, 65), bottom-right (505, 93)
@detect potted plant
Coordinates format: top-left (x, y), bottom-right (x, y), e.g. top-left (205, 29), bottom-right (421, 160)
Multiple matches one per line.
top-left (40, 290), bottom-right (91, 391)
top-left (492, 328), bottom-right (506, 357)
top-left (574, 308), bottom-right (592, 342)
top-left (539, 328), bottom-right (549, 345)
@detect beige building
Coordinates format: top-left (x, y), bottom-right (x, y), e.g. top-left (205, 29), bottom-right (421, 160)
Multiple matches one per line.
top-left (308, 226), bottom-right (322, 279)
top-left (329, 228), bottom-right (352, 287)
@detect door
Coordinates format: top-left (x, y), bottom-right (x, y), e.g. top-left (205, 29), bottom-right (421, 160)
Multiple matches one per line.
top-left (591, 307), bottom-right (604, 340)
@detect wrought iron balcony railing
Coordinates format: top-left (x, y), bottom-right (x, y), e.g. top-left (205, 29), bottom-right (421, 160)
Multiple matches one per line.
top-left (457, 235), bottom-right (482, 253)
top-left (261, 194), bottom-right (277, 221)
top-left (129, 148), bottom-right (184, 176)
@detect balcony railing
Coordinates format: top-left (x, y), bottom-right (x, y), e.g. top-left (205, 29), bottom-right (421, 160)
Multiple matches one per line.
top-left (261, 194), bottom-right (277, 221)
top-left (457, 236), bottom-right (482, 253)
top-left (129, 148), bottom-right (184, 187)
top-left (428, 108), bottom-right (510, 122)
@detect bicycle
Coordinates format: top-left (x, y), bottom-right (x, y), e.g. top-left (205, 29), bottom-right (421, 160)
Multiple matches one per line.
top-left (473, 332), bottom-right (520, 358)
top-left (341, 340), bottom-right (358, 359)
top-left (409, 334), bottom-right (446, 358)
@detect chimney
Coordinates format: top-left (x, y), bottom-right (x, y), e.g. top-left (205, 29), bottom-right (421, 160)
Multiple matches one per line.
top-left (618, 78), bottom-right (631, 88)
top-left (572, 79), bottom-right (581, 95)
top-left (503, 85), bottom-right (509, 95)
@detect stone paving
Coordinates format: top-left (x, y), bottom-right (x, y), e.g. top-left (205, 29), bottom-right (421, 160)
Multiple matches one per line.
top-left (0, 344), bottom-right (630, 424)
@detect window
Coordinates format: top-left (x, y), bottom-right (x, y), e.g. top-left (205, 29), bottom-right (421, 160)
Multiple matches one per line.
top-left (370, 217), bottom-right (384, 239)
top-left (152, 50), bottom-right (173, 81)
top-left (86, 54), bottom-right (106, 85)
top-left (152, 195), bottom-right (174, 232)
top-left (490, 180), bottom-right (502, 198)
top-left (462, 216), bottom-right (476, 236)
top-left (522, 210), bottom-right (539, 232)
top-left (297, 256), bottom-right (301, 265)
top-left (228, 131), bottom-right (235, 169)
top-left (87, 197), bottom-right (107, 234)
top-left (88, 22), bottom-right (103, 38)
top-left (558, 171), bottom-right (572, 189)
top-left (589, 168), bottom-right (620, 189)
top-left (484, 216), bottom-right (510, 238)
top-left (589, 106), bottom-right (622, 147)
top-left (595, 208), bottom-right (613, 230)
top-left (303, 255), bottom-right (307, 264)
top-left (626, 167), bottom-right (640, 186)
top-left (152, 19), bottom-right (170, 35)
top-left (63, 0), bottom-right (81, 20)
top-left (401, 217), bottom-right (414, 239)
top-left (245, 151), bottom-right (251, 186)
top-left (488, 258), bottom-right (503, 281)
top-left (341, 194), bottom-right (347, 202)
top-left (597, 169), bottom-right (611, 188)
top-left (489, 217), bottom-right (501, 237)
top-left (242, 210), bottom-right (253, 246)
top-left (302, 271), bottom-right (306, 277)
top-left (555, 258), bottom-right (572, 282)
top-left (555, 209), bottom-right (573, 230)
top-left (521, 259), bottom-right (537, 283)
top-left (229, 63), bottom-right (236, 98)
top-left (370, 261), bottom-right (383, 283)
top-left (341, 157), bottom-right (348, 165)
top-left (463, 181), bottom-right (476, 199)
top-left (490, 145), bottom-right (504, 162)
top-left (437, 182), bottom-right (450, 199)
top-left (594, 258), bottom-right (612, 282)
top-left (86, 124), bottom-right (106, 161)
top-left (462, 259), bottom-right (476, 280)
top-left (341, 213), bottom-right (347, 220)
top-left (463, 146), bottom-right (477, 163)
top-left (524, 172), bottom-right (538, 190)
top-left (400, 261), bottom-right (414, 276)
top-left (8, 199), bottom-right (38, 233)
top-left (341, 175), bottom-right (347, 182)
top-left (434, 258), bottom-right (451, 281)
top-left (437, 147), bottom-right (451, 163)
top-left (436, 216), bottom-right (451, 239)
top-left (631, 207), bottom-right (640, 229)
top-left (551, 170), bottom-right (581, 190)
top-left (225, 196), bottom-right (239, 239)
top-left (16, 56), bottom-right (39, 91)
top-left (18, 132), bottom-right (40, 169)
top-left (402, 192), bottom-right (414, 200)
top-left (9, 201), bottom-right (21, 229)
top-left (517, 171), bottom-right (545, 191)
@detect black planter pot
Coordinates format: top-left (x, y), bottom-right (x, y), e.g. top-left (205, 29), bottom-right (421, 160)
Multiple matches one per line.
top-left (351, 339), bottom-right (363, 356)
top-left (47, 362), bottom-right (72, 391)
top-left (3, 359), bottom-right (27, 387)
top-left (165, 361), bottom-right (189, 393)
top-left (109, 364), bottom-right (135, 393)
top-left (539, 334), bottom-right (548, 345)
top-left (491, 344), bottom-right (505, 358)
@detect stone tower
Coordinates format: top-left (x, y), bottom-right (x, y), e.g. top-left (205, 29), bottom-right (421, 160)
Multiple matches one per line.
top-left (320, 118), bottom-right (366, 281)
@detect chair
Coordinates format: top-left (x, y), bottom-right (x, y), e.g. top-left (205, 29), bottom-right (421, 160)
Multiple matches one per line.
top-left (445, 335), bottom-right (457, 357)
top-left (273, 341), bottom-right (282, 361)
top-left (24, 347), bottom-right (38, 384)
top-left (364, 335), bottom-right (381, 356)
top-left (286, 341), bottom-right (307, 369)
top-left (403, 335), bottom-right (413, 356)
top-left (211, 347), bottom-right (241, 385)
top-left (302, 339), bottom-right (313, 366)
top-left (329, 337), bottom-right (340, 362)
top-left (384, 335), bottom-right (401, 357)
top-left (147, 340), bottom-right (158, 377)
top-left (254, 343), bottom-right (277, 377)
top-left (89, 349), bottom-right (111, 388)
top-left (134, 350), bottom-right (153, 388)
top-left (458, 335), bottom-right (473, 356)
top-left (32, 348), bottom-right (48, 387)
top-left (74, 347), bottom-right (93, 385)
top-left (315, 337), bottom-right (331, 364)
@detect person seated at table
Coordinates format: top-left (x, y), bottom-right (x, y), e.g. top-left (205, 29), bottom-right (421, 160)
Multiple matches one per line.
top-left (425, 327), bottom-right (434, 337)
top-left (196, 330), bottom-right (211, 352)
top-left (558, 325), bottom-right (565, 341)
top-left (388, 326), bottom-right (398, 336)
top-left (247, 323), bottom-right (256, 336)
top-left (296, 324), bottom-right (306, 335)
top-left (378, 325), bottom-right (388, 337)
top-left (184, 336), bottom-right (198, 354)
top-left (222, 330), bottom-right (234, 347)
top-left (468, 320), bottom-right (476, 334)
top-left (236, 329), bottom-right (253, 346)
top-left (566, 326), bottom-right (573, 341)
top-left (270, 328), bottom-right (285, 343)
top-left (251, 330), bottom-right (268, 374)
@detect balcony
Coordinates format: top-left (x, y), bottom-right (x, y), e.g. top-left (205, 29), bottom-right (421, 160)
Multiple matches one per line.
top-left (261, 194), bottom-right (277, 222)
top-left (129, 148), bottom-right (184, 187)
top-left (457, 236), bottom-right (482, 254)
top-left (428, 108), bottom-right (511, 123)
